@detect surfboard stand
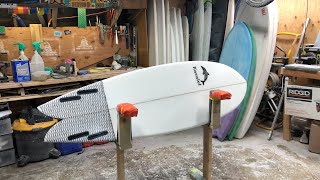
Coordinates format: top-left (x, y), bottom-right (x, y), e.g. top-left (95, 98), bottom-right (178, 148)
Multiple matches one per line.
top-left (190, 90), bottom-right (231, 180)
top-left (116, 103), bottom-right (138, 180)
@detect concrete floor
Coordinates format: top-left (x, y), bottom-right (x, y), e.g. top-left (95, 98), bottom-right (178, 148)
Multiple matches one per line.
top-left (1, 126), bottom-right (319, 180)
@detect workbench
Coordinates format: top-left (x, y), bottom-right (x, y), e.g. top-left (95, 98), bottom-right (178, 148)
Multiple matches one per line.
top-left (283, 68), bottom-right (320, 141)
top-left (0, 70), bottom-right (130, 103)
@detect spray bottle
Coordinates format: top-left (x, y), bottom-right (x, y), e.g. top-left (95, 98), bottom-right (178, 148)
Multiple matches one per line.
top-left (14, 42), bottom-right (29, 60)
top-left (30, 42), bottom-right (44, 73)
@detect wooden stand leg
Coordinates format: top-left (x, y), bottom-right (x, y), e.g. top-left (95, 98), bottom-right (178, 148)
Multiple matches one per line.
top-left (117, 145), bottom-right (125, 180)
top-left (116, 103), bottom-right (138, 180)
top-left (203, 125), bottom-right (213, 180)
top-left (283, 77), bottom-right (292, 141)
top-left (283, 114), bottom-right (292, 141)
top-left (189, 90), bottom-right (230, 180)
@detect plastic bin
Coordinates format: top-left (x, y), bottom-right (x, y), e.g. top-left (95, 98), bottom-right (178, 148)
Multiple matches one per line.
top-left (0, 118), bottom-right (12, 136)
top-left (55, 143), bottom-right (83, 156)
top-left (0, 134), bottom-right (13, 151)
top-left (0, 149), bottom-right (15, 167)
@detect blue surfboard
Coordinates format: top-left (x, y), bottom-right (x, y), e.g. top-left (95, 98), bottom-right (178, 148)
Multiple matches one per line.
top-left (213, 21), bottom-right (253, 141)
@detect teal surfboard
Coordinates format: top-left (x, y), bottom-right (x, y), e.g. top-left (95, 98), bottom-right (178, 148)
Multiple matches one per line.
top-left (228, 23), bottom-right (257, 140)
top-left (213, 22), bottom-right (254, 141)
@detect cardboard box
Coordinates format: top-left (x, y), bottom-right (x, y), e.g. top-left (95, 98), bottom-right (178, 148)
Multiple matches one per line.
top-left (285, 84), bottom-right (320, 120)
top-left (309, 121), bottom-right (320, 154)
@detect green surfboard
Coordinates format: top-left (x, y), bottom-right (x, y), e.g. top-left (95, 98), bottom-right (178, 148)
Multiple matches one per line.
top-left (228, 23), bottom-right (257, 140)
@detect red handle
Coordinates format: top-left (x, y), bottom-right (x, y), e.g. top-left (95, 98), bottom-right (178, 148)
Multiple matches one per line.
top-left (210, 90), bottom-right (232, 100)
top-left (117, 103), bottom-right (138, 118)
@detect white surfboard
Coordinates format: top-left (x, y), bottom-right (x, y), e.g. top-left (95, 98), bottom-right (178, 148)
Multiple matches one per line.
top-left (38, 62), bottom-right (247, 143)
top-left (170, 25), bottom-right (177, 63)
top-left (182, 16), bottom-right (189, 61)
top-left (191, 0), bottom-right (204, 61)
top-left (171, 8), bottom-right (181, 62)
top-left (234, 0), bottom-right (278, 138)
top-left (165, 0), bottom-right (171, 63)
top-left (202, 1), bottom-right (212, 61)
top-left (177, 8), bottom-right (185, 62)
top-left (224, 0), bottom-right (235, 41)
top-left (155, 0), bottom-right (166, 64)
top-left (147, 0), bottom-right (159, 66)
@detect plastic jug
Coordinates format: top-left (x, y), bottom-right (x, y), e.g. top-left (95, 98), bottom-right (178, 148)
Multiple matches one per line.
top-left (30, 42), bottom-right (44, 73)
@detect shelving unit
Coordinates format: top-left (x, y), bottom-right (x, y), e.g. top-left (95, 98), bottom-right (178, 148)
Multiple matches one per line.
top-left (0, 70), bottom-right (130, 103)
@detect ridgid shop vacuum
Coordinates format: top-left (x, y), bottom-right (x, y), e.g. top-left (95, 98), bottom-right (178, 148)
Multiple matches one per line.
top-left (12, 107), bottom-right (61, 167)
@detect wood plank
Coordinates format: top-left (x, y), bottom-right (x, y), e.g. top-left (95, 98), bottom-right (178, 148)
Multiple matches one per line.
top-left (277, 0), bottom-right (320, 63)
top-left (52, 8), bottom-right (58, 28)
top-left (0, 70), bottom-right (130, 90)
top-left (203, 125), bottom-right (212, 180)
top-left (116, 145), bottom-right (125, 180)
top-left (283, 78), bottom-right (292, 141)
top-left (120, 0), bottom-right (147, 9)
top-left (284, 69), bottom-right (320, 80)
top-left (1, 27), bottom-right (130, 74)
top-left (30, 24), bottom-right (43, 43)
top-left (135, 9), bottom-right (148, 67)
top-left (283, 113), bottom-right (292, 141)
top-left (0, 89), bottom-right (73, 103)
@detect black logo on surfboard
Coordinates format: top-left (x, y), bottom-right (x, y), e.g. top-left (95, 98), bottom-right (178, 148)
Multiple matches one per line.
top-left (193, 66), bottom-right (210, 86)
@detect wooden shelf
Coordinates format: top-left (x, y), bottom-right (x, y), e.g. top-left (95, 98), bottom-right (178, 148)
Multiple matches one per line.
top-left (0, 70), bottom-right (131, 103)
top-left (284, 69), bottom-right (320, 80)
top-left (0, 70), bottom-right (130, 90)
top-left (0, 90), bottom-right (73, 103)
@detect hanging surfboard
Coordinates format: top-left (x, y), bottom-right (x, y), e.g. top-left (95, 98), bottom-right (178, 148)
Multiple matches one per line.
top-left (155, 0), bottom-right (166, 64)
top-left (147, 0), bottom-right (159, 66)
top-left (170, 25), bottom-right (177, 63)
top-left (213, 22), bottom-right (254, 141)
top-left (182, 16), bottom-right (190, 61)
top-left (38, 62), bottom-right (247, 143)
top-left (171, 8), bottom-right (180, 62)
top-left (224, 0), bottom-right (235, 40)
top-left (228, 0), bottom-right (278, 139)
top-left (202, 1), bottom-right (213, 61)
top-left (191, 0), bottom-right (204, 61)
top-left (177, 8), bottom-right (185, 62)
top-left (165, 0), bottom-right (171, 63)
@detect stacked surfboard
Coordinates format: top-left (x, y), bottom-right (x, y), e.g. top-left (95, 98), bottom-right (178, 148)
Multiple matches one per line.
top-left (213, 0), bottom-right (278, 140)
top-left (230, 0), bottom-right (278, 139)
top-left (148, 0), bottom-right (278, 140)
top-left (191, 0), bottom-right (212, 61)
top-left (148, 0), bottom-right (189, 65)
top-left (213, 21), bottom-right (256, 141)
